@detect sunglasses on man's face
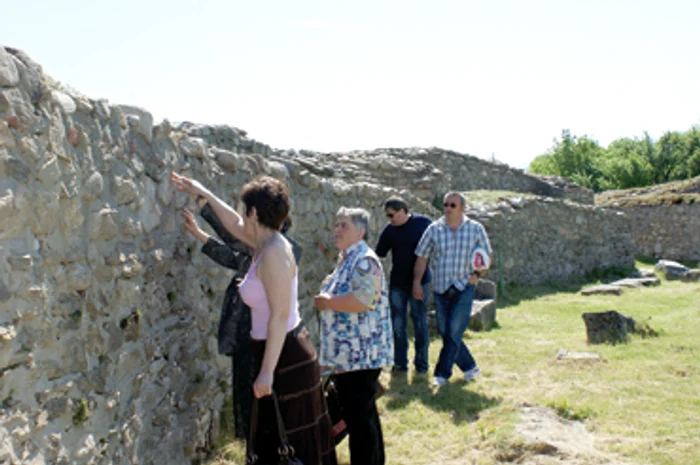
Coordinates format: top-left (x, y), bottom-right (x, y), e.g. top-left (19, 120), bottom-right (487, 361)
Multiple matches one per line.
top-left (386, 212), bottom-right (395, 219)
top-left (443, 202), bottom-right (458, 209)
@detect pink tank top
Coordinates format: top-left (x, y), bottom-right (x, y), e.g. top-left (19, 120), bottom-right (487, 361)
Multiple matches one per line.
top-left (239, 256), bottom-right (301, 340)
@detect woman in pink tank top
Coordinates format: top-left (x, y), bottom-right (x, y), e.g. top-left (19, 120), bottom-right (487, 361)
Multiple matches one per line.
top-left (172, 173), bottom-right (337, 465)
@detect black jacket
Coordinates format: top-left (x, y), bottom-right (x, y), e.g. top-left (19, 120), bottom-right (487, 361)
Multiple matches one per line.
top-left (200, 203), bottom-right (253, 356)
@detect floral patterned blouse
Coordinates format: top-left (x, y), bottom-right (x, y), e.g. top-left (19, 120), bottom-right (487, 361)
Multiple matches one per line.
top-left (319, 240), bottom-right (394, 372)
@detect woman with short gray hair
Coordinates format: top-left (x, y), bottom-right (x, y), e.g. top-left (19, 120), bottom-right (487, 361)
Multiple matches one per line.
top-left (335, 206), bottom-right (371, 241)
top-left (314, 207), bottom-right (393, 465)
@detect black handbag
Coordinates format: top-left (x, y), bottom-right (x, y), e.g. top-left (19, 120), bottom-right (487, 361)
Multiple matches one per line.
top-left (246, 392), bottom-right (304, 465)
top-left (323, 375), bottom-right (349, 446)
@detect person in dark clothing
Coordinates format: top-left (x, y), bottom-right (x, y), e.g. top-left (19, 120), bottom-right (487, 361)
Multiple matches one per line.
top-left (182, 199), bottom-right (303, 440)
top-left (182, 199), bottom-right (254, 438)
top-left (375, 196), bottom-right (432, 374)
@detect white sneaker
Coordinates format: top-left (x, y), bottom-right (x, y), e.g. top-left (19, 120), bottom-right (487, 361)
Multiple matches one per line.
top-left (432, 376), bottom-right (447, 387)
top-left (464, 367), bottom-right (481, 382)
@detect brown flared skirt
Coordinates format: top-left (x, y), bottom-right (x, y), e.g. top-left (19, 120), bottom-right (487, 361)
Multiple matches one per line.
top-left (250, 326), bottom-right (337, 465)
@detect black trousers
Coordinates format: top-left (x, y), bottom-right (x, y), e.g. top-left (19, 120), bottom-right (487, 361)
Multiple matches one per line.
top-left (333, 368), bottom-right (384, 465)
top-left (231, 348), bottom-right (253, 439)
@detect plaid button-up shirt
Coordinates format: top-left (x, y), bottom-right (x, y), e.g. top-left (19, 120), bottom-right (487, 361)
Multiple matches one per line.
top-left (415, 215), bottom-right (492, 294)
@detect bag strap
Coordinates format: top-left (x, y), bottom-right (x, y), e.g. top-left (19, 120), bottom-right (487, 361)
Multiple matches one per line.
top-left (246, 392), bottom-right (296, 464)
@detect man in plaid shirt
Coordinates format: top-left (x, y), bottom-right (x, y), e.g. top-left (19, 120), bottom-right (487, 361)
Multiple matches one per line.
top-left (413, 192), bottom-right (492, 388)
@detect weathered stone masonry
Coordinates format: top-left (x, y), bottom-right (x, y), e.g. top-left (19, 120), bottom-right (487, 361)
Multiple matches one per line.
top-left (607, 203), bottom-right (700, 263)
top-left (1, 46), bottom-right (635, 465)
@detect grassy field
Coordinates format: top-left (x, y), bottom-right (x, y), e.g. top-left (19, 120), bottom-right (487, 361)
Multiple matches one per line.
top-left (208, 264), bottom-right (700, 465)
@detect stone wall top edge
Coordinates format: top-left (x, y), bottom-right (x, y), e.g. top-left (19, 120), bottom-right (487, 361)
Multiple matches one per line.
top-left (3, 45), bottom-right (585, 204)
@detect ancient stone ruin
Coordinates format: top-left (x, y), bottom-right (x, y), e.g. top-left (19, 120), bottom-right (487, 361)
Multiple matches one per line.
top-left (0, 46), bottom-right (695, 464)
top-left (596, 176), bottom-right (700, 263)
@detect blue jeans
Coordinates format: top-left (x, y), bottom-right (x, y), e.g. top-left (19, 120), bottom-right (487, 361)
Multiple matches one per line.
top-left (433, 285), bottom-right (477, 379)
top-left (389, 284), bottom-right (430, 373)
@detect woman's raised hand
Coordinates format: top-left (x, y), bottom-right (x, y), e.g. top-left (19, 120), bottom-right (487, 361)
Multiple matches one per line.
top-left (171, 172), bottom-right (207, 198)
top-left (181, 208), bottom-right (201, 234)
top-left (181, 209), bottom-right (209, 243)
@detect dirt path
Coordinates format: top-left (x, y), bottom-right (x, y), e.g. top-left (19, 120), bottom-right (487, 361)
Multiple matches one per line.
top-left (502, 404), bottom-right (636, 465)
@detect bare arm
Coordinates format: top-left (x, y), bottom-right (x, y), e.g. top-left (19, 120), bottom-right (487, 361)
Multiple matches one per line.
top-left (414, 256), bottom-right (428, 283)
top-left (315, 292), bottom-right (370, 313)
top-left (412, 256), bottom-right (429, 300)
top-left (171, 172), bottom-right (256, 248)
top-left (315, 256), bottom-right (380, 313)
top-left (254, 245), bottom-right (295, 398)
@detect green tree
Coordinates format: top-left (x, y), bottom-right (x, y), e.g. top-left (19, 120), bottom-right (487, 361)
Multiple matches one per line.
top-left (653, 131), bottom-right (688, 183)
top-left (598, 136), bottom-right (654, 190)
top-left (529, 125), bottom-right (700, 192)
top-left (528, 154), bottom-right (557, 175)
top-left (529, 130), bottom-right (604, 191)
top-left (682, 125), bottom-right (700, 179)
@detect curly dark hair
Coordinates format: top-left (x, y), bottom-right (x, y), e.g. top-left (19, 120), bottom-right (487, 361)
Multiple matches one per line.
top-left (240, 176), bottom-right (290, 230)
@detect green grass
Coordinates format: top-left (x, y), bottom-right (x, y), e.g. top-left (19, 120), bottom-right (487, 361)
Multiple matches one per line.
top-left (208, 266), bottom-right (700, 465)
top-left (463, 190), bottom-right (537, 205)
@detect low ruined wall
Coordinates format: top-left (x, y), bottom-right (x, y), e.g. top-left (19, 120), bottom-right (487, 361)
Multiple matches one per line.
top-left (466, 197), bottom-right (635, 285)
top-left (614, 203), bottom-right (700, 262)
top-left (192, 135), bottom-right (594, 204)
top-left (0, 46), bottom-right (629, 465)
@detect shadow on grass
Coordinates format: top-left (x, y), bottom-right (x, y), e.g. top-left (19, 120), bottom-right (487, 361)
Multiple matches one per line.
top-left (635, 255), bottom-right (658, 267)
top-left (384, 373), bottom-right (502, 425)
top-left (497, 264), bottom-right (640, 309)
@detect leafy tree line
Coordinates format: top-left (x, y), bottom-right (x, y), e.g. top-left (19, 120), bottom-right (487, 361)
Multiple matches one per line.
top-left (528, 126), bottom-right (700, 192)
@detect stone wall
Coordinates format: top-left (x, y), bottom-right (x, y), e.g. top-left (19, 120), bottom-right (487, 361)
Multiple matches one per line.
top-left (466, 197), bottom-right (635, 285)
top-left (192, 131), bottom-right (594, 204)
top-left (596, 177), bottom-right (700, 262)
top-left (532, 174), bottom-right (596, 205)
top-left (609, 203), bottom-right (700, 262)
top-left (0, 46), bottom-right (437, 465)
top-left (1, 46), bottom-right (628, 465)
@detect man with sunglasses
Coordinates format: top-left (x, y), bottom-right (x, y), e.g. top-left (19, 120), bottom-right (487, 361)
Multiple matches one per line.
top-left (413, 192), bottom-right (492, 389)
top-left (375, 196), bottom-right (433, 375)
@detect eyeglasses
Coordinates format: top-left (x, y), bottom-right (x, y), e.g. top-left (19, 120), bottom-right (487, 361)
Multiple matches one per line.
top-left (386, 213), bottom-right (394, 219)
top-left (443, 202), bottom-right (458, 209)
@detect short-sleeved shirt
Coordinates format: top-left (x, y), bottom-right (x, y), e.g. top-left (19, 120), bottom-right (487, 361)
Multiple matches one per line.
top-left (415, 215), bottom-right (492, 294)
top-left (319, 240), bottom-right (394, 372)
top-left (375, 214), bottom-right (432, 291)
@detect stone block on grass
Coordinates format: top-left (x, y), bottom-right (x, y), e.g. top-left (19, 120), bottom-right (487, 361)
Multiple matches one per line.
top-left (580, 285), bottom-right (623, 296)
top-left (582, 310), bottom-right (636, 345)
top-left (470, 299), bottom-right (496, 331)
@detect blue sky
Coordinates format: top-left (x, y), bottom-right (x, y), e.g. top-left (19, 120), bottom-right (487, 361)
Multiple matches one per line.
top-left (4, 0), bottom-right (700, 168)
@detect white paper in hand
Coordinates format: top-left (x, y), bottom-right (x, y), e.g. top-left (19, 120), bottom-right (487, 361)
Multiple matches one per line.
top-left (471, 247), bottom-right (490, 271)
